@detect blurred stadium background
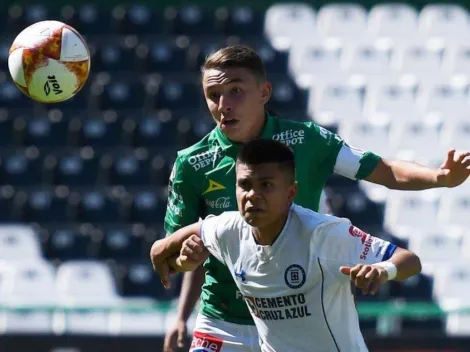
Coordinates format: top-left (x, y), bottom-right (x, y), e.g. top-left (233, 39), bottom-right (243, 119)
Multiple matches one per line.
top-left (1, 0), bottom-right (470, 351)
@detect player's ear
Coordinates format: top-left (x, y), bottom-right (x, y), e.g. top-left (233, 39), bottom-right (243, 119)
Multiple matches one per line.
top-left (260, 81), bottom-right (272, 104)
top-left (287, 181), bottom-right (298, 203)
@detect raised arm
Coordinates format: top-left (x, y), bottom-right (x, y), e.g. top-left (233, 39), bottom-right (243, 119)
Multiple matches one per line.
top-left (150, 223), bottom-right (202, 288)
top-left (340, 246), bottom-right (421, 295)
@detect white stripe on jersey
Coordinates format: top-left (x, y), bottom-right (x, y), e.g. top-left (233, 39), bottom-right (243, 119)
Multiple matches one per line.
top-left (333, 144), bottom-right (367, 180)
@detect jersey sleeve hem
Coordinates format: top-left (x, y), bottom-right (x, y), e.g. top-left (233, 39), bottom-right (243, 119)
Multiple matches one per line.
top-left (356, 152), bottom-right (382, 180)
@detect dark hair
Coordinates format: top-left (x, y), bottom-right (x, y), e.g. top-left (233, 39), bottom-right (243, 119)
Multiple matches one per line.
top-left (201, 45), bottom-right (266, 82)
top-left (236, 139), bottom-right (295, 180)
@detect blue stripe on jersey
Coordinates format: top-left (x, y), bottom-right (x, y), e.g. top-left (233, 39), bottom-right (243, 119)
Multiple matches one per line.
top-left (382, 244), bottom-right (397, 261)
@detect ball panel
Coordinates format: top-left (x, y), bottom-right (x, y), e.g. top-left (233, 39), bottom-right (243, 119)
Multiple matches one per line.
top-left (60, 27), bottom-right (90, 62)
top-left (63, 60), bottom-right (90, 94)
top-left (27, 58), bottom-right (79, 103)
top-left (10, 22), bottom-right (63, 61)
top-left (8, 48), bottom-right (27, 87)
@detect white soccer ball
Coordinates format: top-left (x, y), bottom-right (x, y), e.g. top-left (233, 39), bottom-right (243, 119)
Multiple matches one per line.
top-left (8, 20), bottom-right (91, 103)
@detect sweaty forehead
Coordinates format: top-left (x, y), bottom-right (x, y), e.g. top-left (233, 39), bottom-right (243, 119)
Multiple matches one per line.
top-left (203, 68), bottom-right (250, 89)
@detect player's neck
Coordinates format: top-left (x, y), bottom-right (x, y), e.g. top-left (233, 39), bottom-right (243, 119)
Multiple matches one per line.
top-left (252, 210), bottom-right (290, 246)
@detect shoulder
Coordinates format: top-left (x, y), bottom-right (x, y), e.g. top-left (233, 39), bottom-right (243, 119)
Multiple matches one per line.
top-left (291, 204), bottom-right (337, 232)
top-left (205, 211), bottom-right (244, 229)
top-left (274, 117), bottom-right (341, 145)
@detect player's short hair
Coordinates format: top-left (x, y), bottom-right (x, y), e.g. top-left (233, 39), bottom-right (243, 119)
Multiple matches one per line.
top-left (237, 139), bottom-right (295, 181)
top-left (201, 45), bottom-right (267, 82)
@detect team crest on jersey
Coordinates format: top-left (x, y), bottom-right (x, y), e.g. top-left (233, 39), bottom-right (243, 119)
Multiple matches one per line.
top-left (190, 331), bottom-right (223, 352)
top-left (284, 264), bottom-right (306, 289)
top-left (349, 225), bottom-right (368, 244)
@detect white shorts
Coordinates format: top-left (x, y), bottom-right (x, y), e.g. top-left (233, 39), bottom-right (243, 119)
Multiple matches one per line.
top-left (189, 313), bottom-right (261, 352)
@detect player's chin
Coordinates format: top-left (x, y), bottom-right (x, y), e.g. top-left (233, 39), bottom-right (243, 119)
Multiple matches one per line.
top-left (243, 213), bottom-right (265, 226)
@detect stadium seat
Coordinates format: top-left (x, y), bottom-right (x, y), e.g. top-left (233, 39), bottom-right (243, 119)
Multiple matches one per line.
top-left (43, 225), bottom-right (94, 260)
top-left (48, 148), bottom-right (100, 186)
top-left (442, 44), bottom-right (470, 77)
top-left (443, 118), bottom-right (470, 149)
top-left (288, 41), bottom-right (343, 88)
top-left (73, 188), bottom-right (125, 223)
top-left (433, 264), bottom-right (470, 308)
top-left (118, 261), bottom-right (181, 300)
top-left (128, 188), bottom-right (166, 223)
top-left (19, 187), bottom-right (72, 223)
top-left (0, 148), bottom-right (44, 186)
top-left (308, 82), bottom-right (363, 126)
top-left (23, 4), bottom-right (50, 26)
top-left (363, 81), bottom-right (419, 121)
top-left (135, 37), bottom-right (191, 73)
top-left (415, 79), bottom-right (469, 119)
top-left (90, 37), bottom-right (137, 72)
top-left (384, 190), bottom-right (441, 236)
top-left (418, 4), bottom-right (470, 41)
top-left (56, 260), bottom-right (121, 306)
top-left (407, 228), bottom-right (463, 266)
top-left (0, 111), bottom-right (14, 147)
top-left (131, 111), bottom-right (179, 147)
top-left (150, 78), bottom-right (202, 111)
top-left (269, 76), bottom-right (307, 111)
top-left (216, 5), bottom-right (263, 36)
top-left (0, 260), bottom-right (57, 305)
top-left (368, 4), bottom-right (419, 41)
top-left (340, 43), bottom-right (391, 77)
top-left (0, 186), bottom-right (16, 223)
top-left (264, 3), bottom-right (317, 52)
top-left (389, 120), bottom-right (441, 159)
top-left (110, 4), bottom-right (159, 35)
top-left (391, 44), bottom-right (444, 81)
top-left (107, 149), bottom-right (151, 186)
top-left (97, 226), bottom-right (144, 260)
top-left (438, 193), bottom-right (470, 227)
top-left (0, 260), bottom-right (57, 334)
top-left (165, 5), bottom-right (214, 36)
top-left (109, 305), bottom-right (167, 336)
top-left (59, 4), bottom-right (111, 35)
top-left (317, 3), bottom-right (368, 40)
top-left (0, 225), bottom-right (42, 261)
top-left (0, 81), bottom-right (34, 109)
top-left (446, 312), bottom-right (470, 336)
top-left (21, 115), bottom-right (70, 147)
top-left (94, 75), bottom-right (146, 110)
top-left (1, 36), bottom-right (15, 70)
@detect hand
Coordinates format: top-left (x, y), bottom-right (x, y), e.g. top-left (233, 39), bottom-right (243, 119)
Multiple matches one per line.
top-left (181, 235), bottom-right (209, 263)
top-left (340, 264), bottom-right (388, 295)
top-left (163, 319), bottom-right (187, 352)
top-left (150, 239), bottom-right (171, 289)
top-left (438, 149), bottom-right (470, 188)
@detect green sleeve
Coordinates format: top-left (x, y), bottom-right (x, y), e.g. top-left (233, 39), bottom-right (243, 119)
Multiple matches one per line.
top-left (356, 152), bottom-right (382, 180)
top-left (164, 154), bottom-right (201, 234)
top-left (304, 122), bottom-right (344, 175)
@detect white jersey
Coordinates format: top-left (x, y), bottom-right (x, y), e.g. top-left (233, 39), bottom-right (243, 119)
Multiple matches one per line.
top-left (200, 204), bottom-right (397, 352)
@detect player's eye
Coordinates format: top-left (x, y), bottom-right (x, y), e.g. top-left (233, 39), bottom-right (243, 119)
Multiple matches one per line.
top-left (230, 87), bottom-right (242, 95)
top-left (238, 180), bottom-right (249, 190)
top-left (208, 92), bottom-right (220, 100)
top-left (262, 181), bottom-right (272, 188)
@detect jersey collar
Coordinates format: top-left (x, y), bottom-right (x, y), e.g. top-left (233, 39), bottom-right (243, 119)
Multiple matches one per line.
top-left (212, 112), bottom-right (277, 151)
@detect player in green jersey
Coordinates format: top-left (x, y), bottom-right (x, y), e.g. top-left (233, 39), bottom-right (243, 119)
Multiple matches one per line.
top-left (158, 45), bottom-right (470, 352)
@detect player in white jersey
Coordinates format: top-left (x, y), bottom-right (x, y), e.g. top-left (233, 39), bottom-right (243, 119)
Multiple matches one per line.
top-left (151, 139), bottom-right (422, 352)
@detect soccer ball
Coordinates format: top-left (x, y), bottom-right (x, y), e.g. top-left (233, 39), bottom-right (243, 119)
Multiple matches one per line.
top-left (8, 20), bottom-right (90, 103)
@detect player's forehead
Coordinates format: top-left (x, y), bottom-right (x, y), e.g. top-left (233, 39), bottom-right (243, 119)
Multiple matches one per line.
top-left (236, 162), bottom-right (283, 180)
top-left (203, 67), bottom-right (255, 90)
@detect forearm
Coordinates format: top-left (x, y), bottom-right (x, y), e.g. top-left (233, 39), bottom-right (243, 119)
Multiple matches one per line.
top-left (386, 248), bottom-right (422, 281)
top-left (175, 267), bottom-right (205, 322)
top-left (366, 159), bottom-right (442, 190)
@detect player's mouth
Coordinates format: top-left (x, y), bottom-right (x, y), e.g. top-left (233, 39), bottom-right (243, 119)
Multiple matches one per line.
top-left (220, 118), bottom-right (238, 128)
top-left (246, 207), bottom-right (263, 213)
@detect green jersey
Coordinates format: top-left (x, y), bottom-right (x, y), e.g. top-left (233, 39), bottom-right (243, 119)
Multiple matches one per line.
top-left (164, 113), bottom-right (381, 325)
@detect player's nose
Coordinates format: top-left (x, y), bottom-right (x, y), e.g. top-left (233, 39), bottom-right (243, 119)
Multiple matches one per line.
top-left (217, 94), bottom-right (233, 113)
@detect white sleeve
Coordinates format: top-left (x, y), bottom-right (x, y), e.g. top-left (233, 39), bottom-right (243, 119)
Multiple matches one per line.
top-left (333, 144), bottom-right (367, 180)
top-left (316, 218), bottom-right (397, 278)
top-left (200, 216), bottom-right (226, 264)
